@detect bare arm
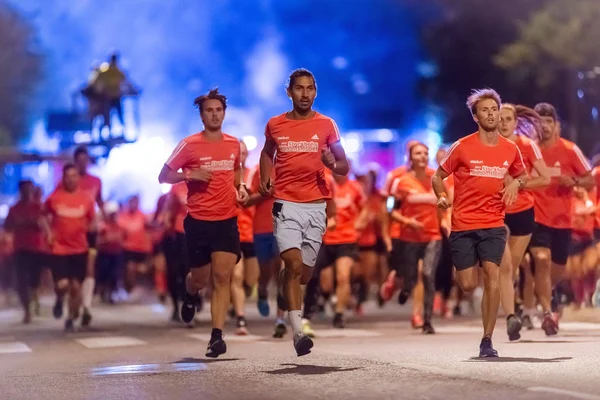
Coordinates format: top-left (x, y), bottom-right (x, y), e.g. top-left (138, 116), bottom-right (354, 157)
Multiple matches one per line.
top-left (245, 193), bottom-right (267, 207)
top-left (525, 159), bottom-right (551, 189)
top-left (158, 164), bottom-right (186, 185)
top-left (576, 172), bottom-right (595, 191)
top-left (259, 138), bottom-right (276, 186)
top-left (328, 141), bottom-right (350, 176)
top-left (432, 167), bottom-right (450, 199)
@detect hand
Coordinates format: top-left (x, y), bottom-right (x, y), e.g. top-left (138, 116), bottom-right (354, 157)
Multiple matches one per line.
top-left (327, 217), bottom-right (337, 231)
top-left (321, 148), bottom-right (336, 170)
top-left (405, 218), bottom-right (424, 230)
top-left (383, 236), bottom-right (392, 253)
top-left (354, 218), bottom-right (368, 231)
top-left (501, 179), bottom-right (520, 206)
top-left (236, 186), bottom-right (249, 205)
top-left (187, 168), bottom-right (212, 183)
top-left (258, 179), bottom-right (274, 197)
top-left (437, 196), bottom-right (450, 211)
top-left (504, 174), bottom-right (514, 187)
top-left (558, 175), bottom-right (576, 187)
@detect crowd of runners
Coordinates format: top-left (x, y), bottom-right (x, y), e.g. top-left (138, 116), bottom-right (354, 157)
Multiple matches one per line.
top-left (2, 68), bottom-right (600, 359)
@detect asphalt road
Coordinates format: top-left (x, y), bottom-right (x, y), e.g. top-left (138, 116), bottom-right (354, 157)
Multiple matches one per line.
top-left (1, 295), bottom-right (600, 400)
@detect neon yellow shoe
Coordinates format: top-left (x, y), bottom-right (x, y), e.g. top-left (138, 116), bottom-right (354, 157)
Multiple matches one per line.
top-left (302, 318), bottom-right (315, 338)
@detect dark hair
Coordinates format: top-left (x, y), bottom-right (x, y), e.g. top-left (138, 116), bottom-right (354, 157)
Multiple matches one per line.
top-left (286, 68), bottom-right (317, 91)
top-left (515, 105), bottom-right (543, 140)
top-left (63, 163), bottom-right (77, 174)
top-left (194, 88), bottom-right (227, 112)
top-left (534, 102), bottom-right (558, 121)
top-left (18, 180), bottom-right (33, 191)
top-left (74, 146), bottom-right (88, 159)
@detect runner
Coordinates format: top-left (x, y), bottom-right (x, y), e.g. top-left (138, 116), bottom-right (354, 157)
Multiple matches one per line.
top-left (231, 140), bottom-right (259, 335)
top-left (529, 102), bottom-right (594, 335)
top-left (73, 146), bottom-right (104, 328)
top-left (4, 180), bottom-right (47, 323)
top-left (498, 104), bottom-right (550, 340)
top-left (390, 142), bottom-right (443, 334)
top-left (258, 68), bottom-right (349, 356)
top-left (45, 163), bottom-right (95, 331)
top-left (158, 88), bottom-right (249, 358)
top-left (96, 202), bottom-right (123, 303)
top-left (432, 89), bottom-right (527, 357)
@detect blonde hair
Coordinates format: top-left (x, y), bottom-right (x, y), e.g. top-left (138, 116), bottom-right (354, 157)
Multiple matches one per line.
top-left (466, 88), bottom-right (502, 116)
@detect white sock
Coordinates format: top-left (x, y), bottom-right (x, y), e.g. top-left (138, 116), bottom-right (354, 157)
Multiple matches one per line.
top-left (82, 278), bottom-right (95, 309)
top-left (288, 310), bottom-right (303, 335)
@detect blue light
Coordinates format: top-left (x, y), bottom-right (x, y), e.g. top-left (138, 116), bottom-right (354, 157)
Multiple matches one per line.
top-left (578, 90), bottom-right (584, 99)
top-left (592, 107), bottom-right (598, 120)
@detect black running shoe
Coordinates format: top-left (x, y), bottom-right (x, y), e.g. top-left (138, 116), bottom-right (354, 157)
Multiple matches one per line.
top-left (64, 319), bottom-right (75, 332)
top-left (181, 292), bottom-right (198, 324)
top-left (293, 333), bottom-right (313, 357)
top-left (273, 323), bottom-right (287, 338)
top-left (506, 314), bottom-right (522, 341)
top-left (277, 269), bottom-right (288, 311)
top-left (521, 314), bottom-right (534, 330)
top-left (333, 313), bottom-right (345, 329)
top-left (479, 336), bottom-right (499, 358)
top-left (53, 298), bottom-right (63, 319)
top-left (206, 336), bottom-right (227, 358)
top-left (397, 290), bottom-right (409, 305)
top-left (81, 308), bottom-right (92, 328)
top-left (422, 321), bottom-right (435, 335)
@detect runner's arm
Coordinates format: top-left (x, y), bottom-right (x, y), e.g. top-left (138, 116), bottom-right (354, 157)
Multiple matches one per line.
top-left (158, 164), bottom-right (186, 185)
top-left (259, 137), bottom-right (276, 187)
top-left (432, 167), bottom-right (450, 199)
top-left (525, 159), bottom-right (551, 189)
top-left (328, 141), bottom-right (350, 176)
top-left (575, 172), bottom-right (595, 191)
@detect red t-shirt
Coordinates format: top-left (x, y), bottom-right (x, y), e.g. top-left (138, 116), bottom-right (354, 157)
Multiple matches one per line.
top-left (440, 133), bottom-right (526, 232)
top-left (249, 166), bottom-right (276, 235)
top-left (118, 210), bottom-right (151, 253)
top-left (358, 193), bottom-right (384, 247)
top-left (98, 220), bottom-right (123, 254)
top-left (237, 167), bottom-right (255, 243)
top-left (45, 188), bottom-right (95, 255)
top-left (165, 132), bottom-right (241, 221)
top-left (58, 173), bottom-right (102, 204)
top-left (170, 183), bottom-right (188, 234)
top-left (0, 231), bottom-right (13, 258)
top-left (391, 170), bottom-right (441, 243)
top-left (323, 179), bottom-right (367, 245)
top-left (533, 138), bottom-right (592, 229)
top-left (265, 112), bottom-right (340, 203)
top-left (5, 201), bottom-right (46, 252)
top-left (506, 136), bottom-right (543, 214)
top-left (381, 166), bottom-right (408, 197)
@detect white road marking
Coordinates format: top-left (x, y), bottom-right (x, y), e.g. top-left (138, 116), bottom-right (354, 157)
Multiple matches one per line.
top-left (559, 322), bottom-right (600, 331)
top-left (313, 329), bottom-right (382, 338)
top-left (76, 336), bottom-right (147, 349)
top-left (434, 326), bottom-right (481, 334)
top-left (0, 342), bottom-right (32, 354)
top-left (187, 333), bottom-right (268, 343)
top-left (528, 387), bottom-right (600, 400)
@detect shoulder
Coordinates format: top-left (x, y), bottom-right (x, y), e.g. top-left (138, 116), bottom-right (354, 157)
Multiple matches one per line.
top-left (314, 112), bottom-right (339, 128)
top-left (181, 133), bottom-right (203, 145)
top-left (222, 134), bottom-right (241, 148)
top-left (267, 113), bottom-right (287, 127)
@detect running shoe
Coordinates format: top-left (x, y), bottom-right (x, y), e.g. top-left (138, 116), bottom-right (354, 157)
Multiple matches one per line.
top-left (64, 319), bottom-right (75, 332)
top-left (521, 314), bottom-right (534, 330)
top-left (479, 336), bottom-right (498, 358)
top-left (273, 322), bottom-right (287, 338)
top-left (257, 295), bottom-right (270, 317)
top-left (53, 298), bottom-right (63, 319)
top-left (293, 333), bottom-right (313, 357)
top-left (411, 314), bottom-right (424, 329)
top-left (235, 317), bottom-right (249, 336)
top-left (301, 318), bottom-right (315, 338)
top-left (422, 321), bottom-right (435, 335)
top-left (379, 271), bottom-right (397, 302)
top-left (333, 313), bottom-right (345, 329)
top-left (397, 290), bottom-right (409, 305)
top-left (81, 308), bottom-right (92, 328)
top-left (180, 292), bottom-right (198, 324)
top-left (206, 336), bottom-right (227, 358)
top-left (541, 312), bottom-right (558, 336)
top-left (506, 314), bottom-right (522, 341)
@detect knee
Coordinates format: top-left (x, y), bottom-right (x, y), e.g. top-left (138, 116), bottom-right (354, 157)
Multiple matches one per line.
top-left (457, 278), bottom-right (477, 293)
top-left (533, 250), bottom-right (551, 265)
top-left (212, 269), bottom-right (231, 286)
top-left (285, 261), bottom-right (303, 278)
top-left (56, 279), bottom-right (69, 292)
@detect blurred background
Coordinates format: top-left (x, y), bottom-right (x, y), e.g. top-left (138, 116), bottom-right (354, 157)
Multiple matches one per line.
top-left (0, 0), bottom-right (599, 213)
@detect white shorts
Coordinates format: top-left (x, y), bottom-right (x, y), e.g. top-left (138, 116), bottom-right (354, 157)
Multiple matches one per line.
top-left (272, 200), bottom-right (327, 267)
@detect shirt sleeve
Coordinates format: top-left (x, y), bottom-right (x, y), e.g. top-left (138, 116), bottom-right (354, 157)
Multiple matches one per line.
top-left (570, 144), bottom-right (592, 175)
top-left (509, 145), bottom-right (526, 178)
top-left (165, 140), bottom-right (191, 172)
top-left (528, 140), bottom-right (543, 162)
top-left (390, 178), bottom-right (406, 200)
top-left (440, 141), bottom-right (461, 175)
top-left (326, 118), bottom-right (341, 146)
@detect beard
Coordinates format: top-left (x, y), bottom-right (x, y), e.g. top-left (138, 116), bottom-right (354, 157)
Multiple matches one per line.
top-left (480, 120), bottom-right (498, 132)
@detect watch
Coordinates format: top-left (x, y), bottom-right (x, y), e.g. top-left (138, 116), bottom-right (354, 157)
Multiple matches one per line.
top-left (516, 178), bottom-right (524, 189)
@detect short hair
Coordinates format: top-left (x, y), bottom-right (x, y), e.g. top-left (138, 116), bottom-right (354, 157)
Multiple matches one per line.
top-left (286, 68), bottom-right (317, 91)
top-left (534, 102), bottom-right (558, 121)
top-left (18, 180), bottom-right (33, 191)
top-left (466, 88), bottom-right (502, 116)
top-left (63, 163), bottom-right (77, 175)
top-left (74, 146), bottom-right (88, 159)
top-left (194, 88), bottom-right (227, 112)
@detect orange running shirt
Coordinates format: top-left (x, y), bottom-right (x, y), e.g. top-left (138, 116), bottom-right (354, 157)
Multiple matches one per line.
top-left (391, 170), bottom-right (442, 243)
top-left (265, 112), bottom-right (341, 203)
top-left (593, 167), bottom-right (600, 229)
top-left (45, 188), bottom-right (95, 255)
top-left (170, 183), bottom-right (188, 234)
top-left (532, 138), bottom-right (592, 229)
top-left (118, 210), bottom-right (151, 253)
top-left (249, 166), bottom-right (276, 235)
top-left (381, 166), bottom-right (408, 197)
top-left (58, 174), bottom-right (102, 203)
top-left (5, 202), bottom-right (46, 252)
top-left (165, 132), bottom-right (241, 221)
top-left (98, 220), bottom-right (123, 254)
top-left (571, 192), bottom-right (595, 241)
top-left (358, 193), bottom-right (384, 247)
top-left (237, 167), bottom-right (255, 243)
top-left (506, 136), bottom-right (543, 214)
top-left (323, 179), bottom-right (367, 245)
top-left (440, 133), bottom-right (526, 232)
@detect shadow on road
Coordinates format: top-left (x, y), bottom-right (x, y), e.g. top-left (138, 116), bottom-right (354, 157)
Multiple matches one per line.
top-left (465, 357), bottom-right (572, 363)
top-left (174, 357), bottom-right (242, 364)
top-left (263, 363), bottom-right (364, 375)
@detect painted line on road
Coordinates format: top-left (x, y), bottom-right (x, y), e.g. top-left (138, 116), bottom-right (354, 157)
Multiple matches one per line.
top-left (188, 333), bottom-right (269, 343)
top-left (0, 341), bottom-right (32, 354)
top-left (559, 322), bottom-right (600, 331)
top-left (313, 329), bottom-right (382, 338)
top-left (528, 387), bottom-right (600, 400)
top-left (76, 336), bottom-right (147, 349)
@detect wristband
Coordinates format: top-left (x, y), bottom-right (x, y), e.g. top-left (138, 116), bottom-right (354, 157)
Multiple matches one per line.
top-left (438, 192), bottom-right (447, 199)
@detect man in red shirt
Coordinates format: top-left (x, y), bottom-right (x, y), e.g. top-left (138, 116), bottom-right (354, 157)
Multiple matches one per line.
top-left (45, 164), bottom-right (95, 331)
top-left (4, 180), bottom-right (48, 324)
top-left (530, 103), bottom-right (595, 335)
top-left (73, 146), bottom-right (104, 328)
top-left (258, 69), bottom-right (349, 356)
top-left (432, 89), bottom-right (527, 357)
top-left (159, 88), bottom-right (249, 358)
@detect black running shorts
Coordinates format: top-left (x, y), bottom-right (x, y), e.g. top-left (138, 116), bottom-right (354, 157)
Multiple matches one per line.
top-left (449, 227), bottom-right (507, 271)
top-left (530, 223), bottom-right (571, 266)
top-left (315, 243), bottom-right (359, 271)
top-left (52, 253), bottom-right (88, 283)
top-left (505, 207), bottom-right (535, 237)
top-left (184, 215), bottom-right (241, 268)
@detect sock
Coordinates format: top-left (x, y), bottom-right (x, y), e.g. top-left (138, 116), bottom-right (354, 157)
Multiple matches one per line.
top-left (275, 317), bottom-right (286, 326)
top-left (82, 278), bottom-right (95, 309)
top-left (288, 310), bottom-right (303, 335)
top-left (211, 328), bottom-right (223, 340)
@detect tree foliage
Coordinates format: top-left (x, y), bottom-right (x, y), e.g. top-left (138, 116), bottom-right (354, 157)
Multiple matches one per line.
top-left (0, 2), bottom-right (44, 146)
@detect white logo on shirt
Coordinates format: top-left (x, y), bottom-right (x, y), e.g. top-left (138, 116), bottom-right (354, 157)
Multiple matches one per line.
top-left (470, 160), bottom-right (483, 164)
top-left (201, 160), bottom-right (236, 171)
top-left (279, 141), bottom-right (320, 153)
top-left (503, 161), bottom-right (509, 166)
top-left (56, 205), bottom-right (86, 218)
top-left (469, 166), bottom-right (508, 179)
top-left (230, 153), bottom-right (235, 159)
top-left (311, 134), bottom-right (319, 140)
top-left (549, 161), bottom-right (562, 177)
top-left (554, 161), bottom-right (561, 167)
top-left (199, 156), bottom-right (212, 161)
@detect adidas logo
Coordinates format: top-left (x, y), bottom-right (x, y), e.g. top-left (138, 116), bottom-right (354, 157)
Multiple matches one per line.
top-left (554, 161), bottom-right (560, 167)
top-left (230, 153), bottom-right (235, 159)
top-left (503, 160), bottom-right (509, 167)
top-left (311, 134), bottom-right (319, 140)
